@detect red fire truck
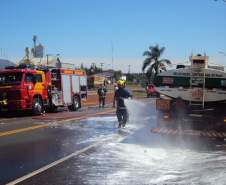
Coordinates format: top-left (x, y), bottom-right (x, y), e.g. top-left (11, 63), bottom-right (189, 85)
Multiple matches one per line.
top-left (0, 64), bottom-right (87, 115)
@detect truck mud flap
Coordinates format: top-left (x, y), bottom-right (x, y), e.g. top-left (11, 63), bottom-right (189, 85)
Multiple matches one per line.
top-left (151, 127), bottom-right (226, 138)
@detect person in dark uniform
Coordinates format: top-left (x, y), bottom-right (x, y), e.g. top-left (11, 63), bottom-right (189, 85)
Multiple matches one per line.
top-left (112, 83), bottom-right (118, 108)
top-left (114, 80), bottom-right (132, 128)
top-left (97, 84), bottom-right (107, 108)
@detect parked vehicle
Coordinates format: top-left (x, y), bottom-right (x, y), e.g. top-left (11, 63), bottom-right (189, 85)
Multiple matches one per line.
top-left (146, 84), bottom-right (158, 97)
top-left (87, 74), bottom-right (106, 89)
top-left (0, 64), bottom-right (87, 115)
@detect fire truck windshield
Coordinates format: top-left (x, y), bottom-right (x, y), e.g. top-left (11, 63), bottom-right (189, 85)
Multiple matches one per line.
top-left (0, 72), bottom-right (23, 85)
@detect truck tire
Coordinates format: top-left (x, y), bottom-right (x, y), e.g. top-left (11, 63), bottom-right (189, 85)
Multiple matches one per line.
top-left (48, 105), bottom-right (58, 113)
top-left (69, 96), bottom-right (80, 111)
top-left (32, 98), bottom-right (43, 115)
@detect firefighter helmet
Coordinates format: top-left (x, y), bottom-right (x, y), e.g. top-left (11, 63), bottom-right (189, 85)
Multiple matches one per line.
top-left (117, 79), bottom-right (125, 87)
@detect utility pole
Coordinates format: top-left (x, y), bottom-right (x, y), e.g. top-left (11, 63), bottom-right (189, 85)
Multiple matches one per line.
top-left (100, 62), bottom-right (104, 71)
top-left (33, 35), bottom-right (37, 57)
top-left (128, 65), bottom-right (131, 74)
top-left (111, 42), bottom-right (114, 71)
top-left (47, 54), bottom-right (49, 66)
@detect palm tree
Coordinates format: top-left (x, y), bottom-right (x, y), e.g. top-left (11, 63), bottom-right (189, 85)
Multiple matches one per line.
top-left (142, 44), bottom-right (171, 83)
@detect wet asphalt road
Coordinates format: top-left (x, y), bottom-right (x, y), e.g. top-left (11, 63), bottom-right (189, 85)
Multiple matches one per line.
top-left (2, 99), bottom-right (226, 185)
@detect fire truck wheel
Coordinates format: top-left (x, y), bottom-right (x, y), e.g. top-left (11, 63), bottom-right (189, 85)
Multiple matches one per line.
top-left (49, 105), bottom-right (58, 113)
top-left (69, 96), bottom-right (80, 111)
top-left (32, 98), bottom-right (43, 115)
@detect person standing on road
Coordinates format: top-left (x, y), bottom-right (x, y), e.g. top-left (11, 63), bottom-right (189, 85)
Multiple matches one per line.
top-left (97, 84), bottom-right (107, 108)
top-left (114, 80), bottom-right (132, 128)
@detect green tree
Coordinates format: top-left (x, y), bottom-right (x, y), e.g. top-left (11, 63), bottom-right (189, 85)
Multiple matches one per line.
top-left (80, 63), bottom-right (85, 70)
top-left (113, 70), bottom-right (122, 80)
top-left (142, 44), bottom-right (171, 83)
top-left (89, 63), bottom-right (102, 74)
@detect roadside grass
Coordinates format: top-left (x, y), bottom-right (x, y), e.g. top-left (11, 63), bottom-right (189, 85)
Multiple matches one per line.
top-left (127, 83), bottom-right (146, 98)
top-left (127, 83), bottom-right (144, 90)
top-left (89, 83), bottom-right (147, 98)
top-left (132, 90), bottom-right (146, 98)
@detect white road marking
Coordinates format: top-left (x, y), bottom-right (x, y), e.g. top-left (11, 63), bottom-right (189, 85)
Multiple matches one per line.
top-left (6, 134), bottom-right (125, 185)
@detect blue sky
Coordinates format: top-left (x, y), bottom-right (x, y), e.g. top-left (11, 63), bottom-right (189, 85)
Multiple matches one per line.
top-left (0, 0), bottom-right (226, 72)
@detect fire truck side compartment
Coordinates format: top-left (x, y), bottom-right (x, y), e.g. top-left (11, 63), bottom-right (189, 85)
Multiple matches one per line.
top-left (61, 74), bottom-right (72, 105)
top-left (72, 75), bottom-right (80, 94)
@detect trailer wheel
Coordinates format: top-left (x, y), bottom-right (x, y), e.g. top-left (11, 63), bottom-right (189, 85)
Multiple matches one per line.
top-left (32, 97), bottom-right (43, 115)
top-left (156, 92), bottom-right (160, 98)
top-left (69, 96), bottom-right (80, 111)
